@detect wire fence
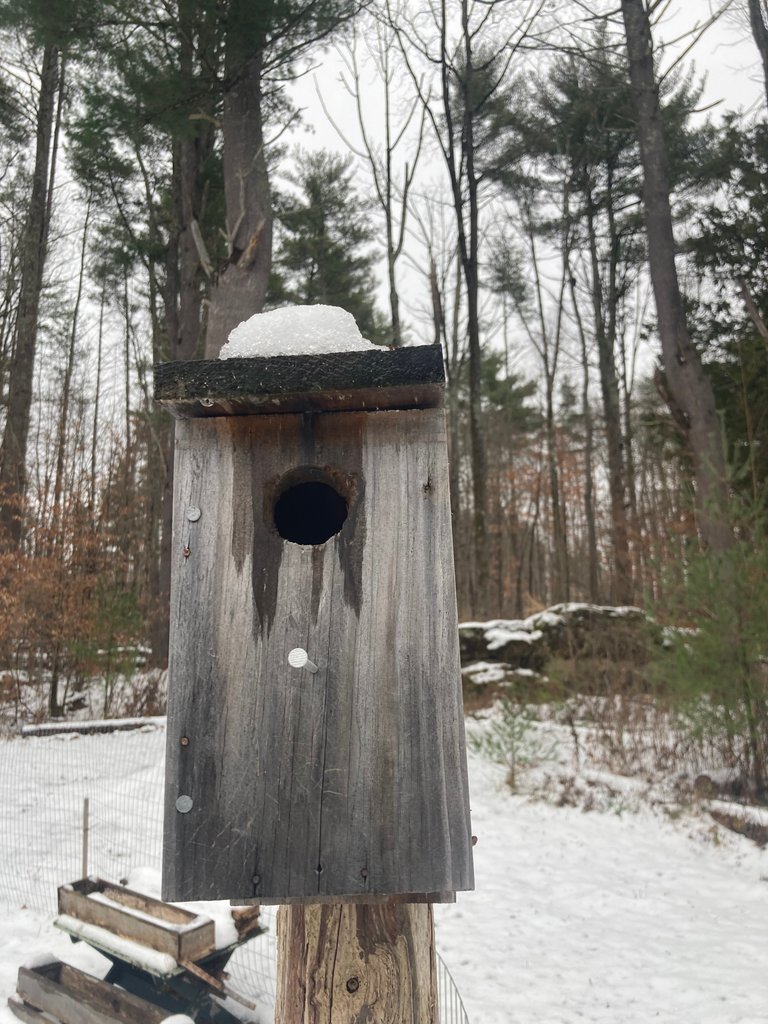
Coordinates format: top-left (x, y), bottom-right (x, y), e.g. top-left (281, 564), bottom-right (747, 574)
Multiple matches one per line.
top-left (0, 719), bottom-right (468, 1024)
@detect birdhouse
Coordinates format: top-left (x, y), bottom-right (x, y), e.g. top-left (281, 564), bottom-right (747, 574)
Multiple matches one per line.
top-left (154, 345), bottom-right (474, 904)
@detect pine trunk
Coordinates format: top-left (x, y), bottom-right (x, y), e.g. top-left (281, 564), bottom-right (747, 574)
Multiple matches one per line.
top-left (0, 44), bottom-right (60, 545)
top-left (275, 901), bottom-right (437, 1024)
top-left (205, 40), bottom-right (272, 357)
top-left (621, 0), bottom-right (732, 551)
top-left (748, 0), bottom-right (768, 107)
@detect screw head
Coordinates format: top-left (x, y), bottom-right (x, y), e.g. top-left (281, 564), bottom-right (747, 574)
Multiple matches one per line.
top-left (346, 977), bottom-right (360, 994)
top-left (180, 736), bottom-right (190, 747)
top-left (200, 397), bottom-right (214, 408)
top-left (186, 505), bottom-right (201, 522)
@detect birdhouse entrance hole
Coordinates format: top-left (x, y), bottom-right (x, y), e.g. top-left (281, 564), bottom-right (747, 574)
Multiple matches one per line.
top-left (273, 474), bottom-right (348, 545)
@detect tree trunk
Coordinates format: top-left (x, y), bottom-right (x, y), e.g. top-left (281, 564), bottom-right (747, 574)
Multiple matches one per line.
top-left (568, 271), bottom-right (600, 602)
top-left (459, 9), bottom-right (489, 618)
top-left (585, 191), bottom-right (633, 604)
top-left (275, 901), bottom-right (437, 1024)
top-left (205, 40), bottom-right (272, 357)
top-left (53, 196), bottom-right (90, 525)
top-left (748, 0), bottom-right (768, 107)
top-left (0, 43), bottom-right (60, 545)
top-left (621, 0), bottom-right (732, 550)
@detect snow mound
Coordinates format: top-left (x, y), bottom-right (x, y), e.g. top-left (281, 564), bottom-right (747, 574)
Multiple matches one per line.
top-left (219, 305), bottom-right (375, 359)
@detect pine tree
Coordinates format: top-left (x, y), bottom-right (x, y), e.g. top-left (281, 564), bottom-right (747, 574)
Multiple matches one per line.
top-left (270, 150), bottom-right (389, 343)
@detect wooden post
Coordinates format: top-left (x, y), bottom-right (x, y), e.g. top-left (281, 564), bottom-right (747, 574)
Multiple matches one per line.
top-left (81, 797), bottom-right (89, 879)
top-left (275, 901), bottom-right (437, 1024)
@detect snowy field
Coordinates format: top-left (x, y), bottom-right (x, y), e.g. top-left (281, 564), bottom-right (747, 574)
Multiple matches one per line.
top-left (0, 723), bottom-right (766, 1024)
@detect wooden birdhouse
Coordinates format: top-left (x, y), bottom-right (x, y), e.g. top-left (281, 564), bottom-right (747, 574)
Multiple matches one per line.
top-left (154, 345), bottom-right (474, 904)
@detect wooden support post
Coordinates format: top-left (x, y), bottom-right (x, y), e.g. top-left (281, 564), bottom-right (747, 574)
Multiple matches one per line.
top-left (275, 901), bottom-right (437, 1024)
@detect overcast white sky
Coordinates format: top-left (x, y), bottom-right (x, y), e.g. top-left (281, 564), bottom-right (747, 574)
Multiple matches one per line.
top-left (278, 2), bottom-right (768, 360)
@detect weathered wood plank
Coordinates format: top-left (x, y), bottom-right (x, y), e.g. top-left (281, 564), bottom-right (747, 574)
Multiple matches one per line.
top-left (16, 963), bottom-right (168, 1024)
top-left (57, 879), bottom-right (215, 961)
top-left (8, 998), bottom-right (52, 1024)
top-left (163, 407), bottom-right (473, 902)
top-left (274, 901), bottom-right (437, 1024)
top-left (153, 346), bottom-right (445, 418)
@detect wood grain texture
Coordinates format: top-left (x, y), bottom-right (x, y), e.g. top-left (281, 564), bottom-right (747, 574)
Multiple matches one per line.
top-left (154, 346), bottom-right (444, 418)
top-left (8, 998), bottom-right (51, 1024)
top-left (162, 407), bottom-right (473, 902)
top-left (274, 901), bottom-right (437, 1024)
top-left (16, 963), bottom-right (168, 1024)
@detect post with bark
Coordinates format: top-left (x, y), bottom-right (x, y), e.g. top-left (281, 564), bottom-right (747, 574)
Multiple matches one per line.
top-left (154, 343), bottom-right (474, 1022)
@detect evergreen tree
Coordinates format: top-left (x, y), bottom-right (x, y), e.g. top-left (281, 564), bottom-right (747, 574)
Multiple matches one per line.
top-left (270, 150), bottom-right (389, 343)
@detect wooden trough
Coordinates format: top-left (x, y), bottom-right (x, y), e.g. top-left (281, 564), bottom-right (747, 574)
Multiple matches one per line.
top-left (10, 961), bottom-right (169, 1024)
top-left (57, 877), bottom-right (216, 963)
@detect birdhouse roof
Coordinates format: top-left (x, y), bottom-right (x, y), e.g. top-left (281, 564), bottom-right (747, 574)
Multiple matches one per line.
top-left (154, 346), bottom-right (445, 418)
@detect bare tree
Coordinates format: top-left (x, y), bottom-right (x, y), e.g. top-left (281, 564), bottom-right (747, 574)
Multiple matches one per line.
top-left (318, 17), bottom-right (426, 345)
top-left (391, 0), bottom-right (547, 617)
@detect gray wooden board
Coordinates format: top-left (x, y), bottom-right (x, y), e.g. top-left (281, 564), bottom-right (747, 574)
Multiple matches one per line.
top-left (154, 346), bottom-right (444, 418)
top-left (16, 963), bottom-right (168, 1024)
top-left (162, 407), bottom-right (474, 902)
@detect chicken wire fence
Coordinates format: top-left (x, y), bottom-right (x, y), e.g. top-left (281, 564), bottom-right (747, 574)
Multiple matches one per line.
top-left (0, 720), bottom-right (469, 1024)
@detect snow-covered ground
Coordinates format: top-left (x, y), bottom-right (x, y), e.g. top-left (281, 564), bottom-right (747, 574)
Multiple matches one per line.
top-left (0, 725), bottom-right (766, 1024)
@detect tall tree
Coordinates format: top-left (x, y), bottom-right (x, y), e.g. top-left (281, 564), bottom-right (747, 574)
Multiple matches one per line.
top-left (270, 149), bottom-right (388, 342)
top-left (393, 1), bottom-right (546, 616)
top-left (621, 0), bottom-right (732, 550)
top-left (203, 0), bottom-right (367, 357)
top-left (748, 0), bottom-right (768, 105)
top-left (0, 41), bottom-right (63, 544)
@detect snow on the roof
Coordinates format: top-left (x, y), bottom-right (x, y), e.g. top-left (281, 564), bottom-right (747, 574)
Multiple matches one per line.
top-left (219, 305), bottom-right (376, 359)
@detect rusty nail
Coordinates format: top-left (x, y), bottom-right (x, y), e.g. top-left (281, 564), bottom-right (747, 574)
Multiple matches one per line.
top-left (180, 736), bottom-right (190, 747)
top-left (346, 977), bottom-right (360, 994)
top-left (182, 545), bottom-right (190, 558)
top-left (472, 835), bottom-right (478, 846)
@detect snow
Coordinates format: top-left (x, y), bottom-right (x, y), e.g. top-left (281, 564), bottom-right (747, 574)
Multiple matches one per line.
top-left (219, 305), bottom-right (375, 359)
top-left (20, 716), bottom-right (165, 736)
top-left (122, 867), bottom-right (240, 952)
top-left (54, 914), bottom-right (179, 976)
top-left (485, 626), bottom-right (543, 650)
top-left (87, 890), bottom-right (204, 934)
top-left (462, 662), bottom-right (509, 686)
top-left (1, 724), bottom-right (766, 1023)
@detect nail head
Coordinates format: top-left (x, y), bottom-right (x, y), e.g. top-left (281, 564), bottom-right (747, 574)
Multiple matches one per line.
top-left (186, 505), bottom-right (201, 522)
top-left (176, 795), bottom-right (193, 813)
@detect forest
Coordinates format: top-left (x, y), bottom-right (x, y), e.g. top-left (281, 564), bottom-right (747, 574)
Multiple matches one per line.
top-left (0, 0), bottom-right (766, 797)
